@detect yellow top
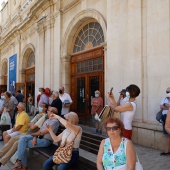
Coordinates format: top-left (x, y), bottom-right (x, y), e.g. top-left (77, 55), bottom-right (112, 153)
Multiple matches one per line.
top-left (15, 111), bottom-right (30, 133)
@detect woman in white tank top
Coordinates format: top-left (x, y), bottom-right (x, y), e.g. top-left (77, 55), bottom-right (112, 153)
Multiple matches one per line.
top-left (108, 84), bottom-right (140, 140)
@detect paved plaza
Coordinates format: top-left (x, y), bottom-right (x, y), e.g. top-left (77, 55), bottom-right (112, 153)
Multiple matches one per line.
top-left (0, 125), bottom-right (169, 170)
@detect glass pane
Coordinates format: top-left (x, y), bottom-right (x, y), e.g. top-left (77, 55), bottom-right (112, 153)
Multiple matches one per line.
top-left (93, 65), bottom-right (98, 70)
top-left (98, 59), bottom-right (102, 64)
top-left (98, 64), bottom-right (102, 70)
top-left (78, 30), bottom-right (83, 37)
top-left (77, 78), bottom-right (85, 113)
top-left (85, 62), bottom-right (88, 66)
top-left (89, 61), bottom-right (92, 65)
top-left (94, 60), bottom-right (97, 65)
top-left (77, 68), bottom-right (80, 73)
top-left (89, 29), bottom-right (93, 36)
top-left (84, 37), bottom-right (88, 44)
top-left (89, 35), bottom-right (93, 42)
top-left (94, 23), bottom-right (100, 30)
top-left (93, 39), bottom-right (97, 47)
top-left (81, 68), bottom-right (85, 72)
top-left (89, 66), bottom-right (93, 71)
top-left (83, 24), bottom-right (88, 32)
top-left (85, 67), bottom-right (88, 72)
top-left (89, 22), bottom-right (94, 29)
top-left (96, 33), bottom-right (100, 41)
top-left (82, 62), bottom-right (85, 67)
top-left (84, 30), bottom-right (88, 38)
top-left (93, 29), bottom-right (97, 36)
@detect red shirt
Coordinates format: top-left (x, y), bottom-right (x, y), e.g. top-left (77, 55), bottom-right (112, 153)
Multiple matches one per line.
top-left (91, 97), bottom-right (103, 115)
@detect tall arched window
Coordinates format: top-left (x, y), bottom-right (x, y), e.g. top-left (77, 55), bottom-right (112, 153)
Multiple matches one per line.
top-left (72, 19), bottom-right (104, 53)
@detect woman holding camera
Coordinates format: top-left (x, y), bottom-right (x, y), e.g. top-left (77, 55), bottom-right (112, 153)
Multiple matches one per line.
top-left (107, 84), bottom-right (140, 140)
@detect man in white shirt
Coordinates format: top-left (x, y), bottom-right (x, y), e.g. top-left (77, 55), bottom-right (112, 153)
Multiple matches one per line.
top-left (59, 86), bottom-right (73, 117)
top-left (117, 89), bottom-right (129, 106)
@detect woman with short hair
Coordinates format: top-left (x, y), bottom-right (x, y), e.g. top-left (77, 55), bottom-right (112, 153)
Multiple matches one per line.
top-left (97, 118), bottom-right (136, 170)
top-left (108, 84), bottom-right (140, 140)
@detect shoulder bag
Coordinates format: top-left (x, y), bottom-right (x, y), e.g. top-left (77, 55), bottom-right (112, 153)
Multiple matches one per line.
top-left (156, 109), bottom-right (163, 123)
top-left (156, 97), bottom-right (167, 123)
top-left (53, 129), bottom-right (80, 164)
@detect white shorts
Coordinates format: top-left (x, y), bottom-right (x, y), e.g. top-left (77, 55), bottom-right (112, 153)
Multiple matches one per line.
top-left (7, 129), bottom-right (21, 137)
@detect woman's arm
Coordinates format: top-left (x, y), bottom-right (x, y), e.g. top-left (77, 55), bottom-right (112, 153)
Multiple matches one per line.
top-left (107, 92), bottom-right (117, 109)
top-left (126, 140), bottom-right (136, 170)
top-left (50, 114), bottom-right (80, 134)
top-left (46, 124), bottom-right (63, 143)
top-left (165, 109), bottom-right (170, 134)
top-left (114, 103), bottom-right (133, 112)
top-left (97, 140), bottom-right (104, 170)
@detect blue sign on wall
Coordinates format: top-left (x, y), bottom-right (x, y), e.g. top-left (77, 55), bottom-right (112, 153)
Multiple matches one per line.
top-left (9, 54), bottom-right (17, 94)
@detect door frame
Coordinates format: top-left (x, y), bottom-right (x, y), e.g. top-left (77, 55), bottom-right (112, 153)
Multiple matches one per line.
top-left (70, 47), bottom-right (104, 118)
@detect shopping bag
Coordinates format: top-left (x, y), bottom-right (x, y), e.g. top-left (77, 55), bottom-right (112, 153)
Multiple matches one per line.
top-left (0, 109), bottom-right (11, 125)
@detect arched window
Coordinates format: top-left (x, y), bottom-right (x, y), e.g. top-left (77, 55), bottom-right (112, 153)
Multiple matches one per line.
top-left (72, 20), bottom-right (104, 53)
top-left (26, 52), bottom-right (35, 68)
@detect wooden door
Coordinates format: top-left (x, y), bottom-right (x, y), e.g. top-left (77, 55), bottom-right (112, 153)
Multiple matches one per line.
top-left (73, 73), bottom-right (103, 117)
top-left (26, 82), bottom-right (35, 103)
top-left (0, 85), bottom-right (7, 93)
top-left (70, 47), bottom-right (104, 118)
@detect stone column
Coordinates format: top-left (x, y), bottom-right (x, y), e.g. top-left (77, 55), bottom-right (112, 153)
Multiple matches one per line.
top-left (19, 69), bottom-right (26, 84)
top-left (101, 42), bottom-right (107, 105)
top-left (61, 56), bottom-right (71, 92)
top-left (36, 18), bottom-right (46, 89)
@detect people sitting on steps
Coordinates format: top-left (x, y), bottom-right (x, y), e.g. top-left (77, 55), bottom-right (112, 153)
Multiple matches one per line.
top-left (0, 102), bottom-right (49, 167)
top-left (12, 107), bottom-right (59, 170)
top-left (3, 102), bottom-right (30, 143)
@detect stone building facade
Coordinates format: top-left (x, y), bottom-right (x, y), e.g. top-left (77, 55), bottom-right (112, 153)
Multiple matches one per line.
top-left (0, 0), bottom-right (169, 150)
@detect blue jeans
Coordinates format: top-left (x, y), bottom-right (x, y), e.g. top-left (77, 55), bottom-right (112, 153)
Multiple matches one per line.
top-left (43, 151), bottom-right (79, 170)
top-left (16, 135), bottom-right (52, 166)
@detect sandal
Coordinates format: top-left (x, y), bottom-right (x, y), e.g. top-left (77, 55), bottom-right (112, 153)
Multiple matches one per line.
top-left (12, 160), bottom-right (22, 170)
top-left (160, 152), bottom-right (170, 156)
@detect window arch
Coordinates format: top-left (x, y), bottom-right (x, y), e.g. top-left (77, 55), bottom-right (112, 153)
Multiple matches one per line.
top-left (26, 51), bottom-right (35, 68)
top-left (72, 19), bottom-right (104, 53)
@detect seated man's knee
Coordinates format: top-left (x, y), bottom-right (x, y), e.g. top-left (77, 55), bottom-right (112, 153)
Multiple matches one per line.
top-left (3, 131), bottom-right (7, 136)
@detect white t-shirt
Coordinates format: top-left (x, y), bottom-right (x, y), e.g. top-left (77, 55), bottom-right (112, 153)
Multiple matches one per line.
top-left (59, 93), bottom-right (73, 115)
top-left (160, 97), bottom-right (170, 115)
top-left (120, 97), bottom-right (129, 106)
top-left (121, 102), bottom-right (136, 130)
top-left (61, 127), bottom-right (82, 148)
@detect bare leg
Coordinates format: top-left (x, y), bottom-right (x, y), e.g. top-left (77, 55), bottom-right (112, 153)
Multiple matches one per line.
top-left (3, 135), bottom-right (11, 144)
top-left (165, 136), bottom-right (170, 153)
top-left (2, 131), bottom-right (7, 141)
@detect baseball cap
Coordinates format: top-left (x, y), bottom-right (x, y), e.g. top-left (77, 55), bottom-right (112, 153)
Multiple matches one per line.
top-left (119, 89), bottom-right (126, 93)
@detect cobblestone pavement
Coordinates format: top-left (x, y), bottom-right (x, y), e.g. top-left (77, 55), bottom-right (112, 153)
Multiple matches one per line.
top-left (0, 125), bottom-right (169, 170)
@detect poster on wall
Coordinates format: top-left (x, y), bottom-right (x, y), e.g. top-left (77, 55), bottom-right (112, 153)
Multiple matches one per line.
top-left (8, 54), bottom-right (17, 94)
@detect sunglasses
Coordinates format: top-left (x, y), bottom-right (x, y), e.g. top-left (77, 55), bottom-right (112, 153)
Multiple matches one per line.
top-left (166, 91), bottom-right (170, 94)
top-left (106, 126), bottom-right (119, 131)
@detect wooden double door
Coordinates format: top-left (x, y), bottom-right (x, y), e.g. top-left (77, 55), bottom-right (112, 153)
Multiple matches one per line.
top-left (70, 47), bottom-right (104, 118)
top-left (73, 73), bottom-right (103, 117)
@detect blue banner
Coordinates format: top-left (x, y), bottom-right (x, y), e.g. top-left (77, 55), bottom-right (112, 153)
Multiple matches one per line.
top-left (9, 54), bottom-right (17, 94)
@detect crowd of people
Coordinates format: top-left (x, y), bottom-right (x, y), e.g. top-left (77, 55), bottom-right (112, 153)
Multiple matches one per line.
top-left (0, 84), bottom-right (169, 169)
